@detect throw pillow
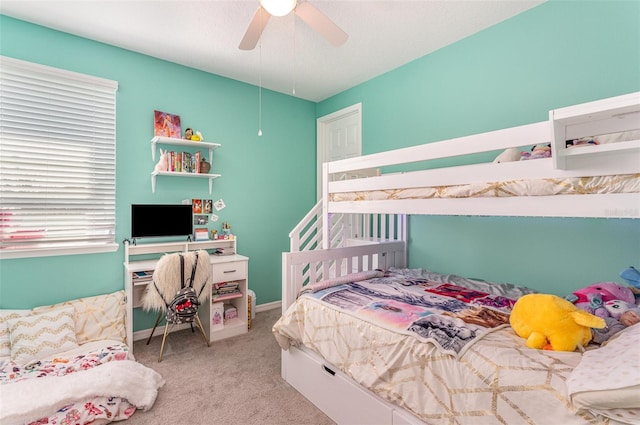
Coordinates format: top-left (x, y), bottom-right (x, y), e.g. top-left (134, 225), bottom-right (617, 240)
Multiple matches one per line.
top-left (0, 310), bottom-right (30, 357)
top-left (8, 306), bottom-right (78, 363)
top-left (32, 290), bottom-right (126, 344)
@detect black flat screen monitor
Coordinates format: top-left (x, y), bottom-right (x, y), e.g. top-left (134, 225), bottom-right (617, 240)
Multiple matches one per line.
top-left (131, 204), bottom-right (192, 239)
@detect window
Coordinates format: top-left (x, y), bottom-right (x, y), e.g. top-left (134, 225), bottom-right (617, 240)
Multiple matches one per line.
top-left (0, 56), bottom-right (118, 259)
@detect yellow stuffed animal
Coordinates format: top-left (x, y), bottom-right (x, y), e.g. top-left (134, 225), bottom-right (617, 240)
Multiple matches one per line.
top-left (509, 293), bottom-right (606, 352)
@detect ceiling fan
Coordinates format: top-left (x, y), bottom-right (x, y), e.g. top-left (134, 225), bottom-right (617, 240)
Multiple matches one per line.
top-left (239, 0), bottom-right (348, 50)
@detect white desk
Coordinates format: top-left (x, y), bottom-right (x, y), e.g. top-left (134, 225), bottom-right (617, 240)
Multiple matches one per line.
top-left (123, 240), bottom-right (248, 349)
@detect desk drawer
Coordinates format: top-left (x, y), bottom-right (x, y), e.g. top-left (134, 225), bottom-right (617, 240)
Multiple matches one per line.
top-left (213, 260), bottom-right (246, 282)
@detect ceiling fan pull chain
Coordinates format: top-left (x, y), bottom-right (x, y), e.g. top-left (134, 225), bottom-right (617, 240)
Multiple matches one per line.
top-left (258, 37), bottom-right (263, 137)
top-left (292, 15), bottom-right (296, 96)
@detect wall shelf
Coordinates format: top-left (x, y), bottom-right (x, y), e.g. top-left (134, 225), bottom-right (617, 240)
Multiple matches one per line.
top-left (150, 136), bottom-right (222, 193)
top-left (151, 170), bottom-right (221, 194)
top-left (151, 136), bottom-right (221, 161)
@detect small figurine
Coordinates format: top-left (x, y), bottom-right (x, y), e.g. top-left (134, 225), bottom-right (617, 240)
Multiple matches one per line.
top-left (154, 149), bottom-right (169, 172)
top-left (184, 128), bottom-right (193, 140)
top-left (221, 221), bottom-right (231, 237)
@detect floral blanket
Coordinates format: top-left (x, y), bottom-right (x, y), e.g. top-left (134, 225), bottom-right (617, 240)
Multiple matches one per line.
top-left (0, 342), bottom-right (136, 425)
top-left (308, 271), bottom-right (516, 357)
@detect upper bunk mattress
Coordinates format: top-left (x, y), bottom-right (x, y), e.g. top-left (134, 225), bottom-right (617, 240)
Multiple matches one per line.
top-left (329, 173), bottom-right (640, 202)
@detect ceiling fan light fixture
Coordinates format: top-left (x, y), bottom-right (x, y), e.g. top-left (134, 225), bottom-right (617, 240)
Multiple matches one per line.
top-left (259, 0), bottom-right (297, 17)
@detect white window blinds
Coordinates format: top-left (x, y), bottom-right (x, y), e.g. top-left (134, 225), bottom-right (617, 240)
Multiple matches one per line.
top-left (0, 56), bottom-right (118, 259)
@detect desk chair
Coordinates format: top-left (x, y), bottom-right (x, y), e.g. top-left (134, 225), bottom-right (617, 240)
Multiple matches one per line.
top-left (142, 250), bottom-right (211, 361)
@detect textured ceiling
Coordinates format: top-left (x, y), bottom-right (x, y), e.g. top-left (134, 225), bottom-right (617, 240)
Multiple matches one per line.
top-left (0, 0), bottom-right (544, 102)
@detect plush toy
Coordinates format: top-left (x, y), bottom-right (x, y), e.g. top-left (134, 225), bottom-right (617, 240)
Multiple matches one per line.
top-left (620, 266), bottom-right (640, 290)
top-left (604, 299), bottom-right (640, 320)
top-left (520, 144), bottom-right (551, 160)
top-left (493, 147), bottom-right (521, 163)
top-left (571, 282), bottom-right (635, 318)
top-left (154, 149), bottom-right (169, 172)
top-left (509, 293), bottom-right (605, 352)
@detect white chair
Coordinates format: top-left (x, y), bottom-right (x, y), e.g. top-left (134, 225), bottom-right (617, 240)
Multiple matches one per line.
top-left (142, 250), bottom-right (211, 361)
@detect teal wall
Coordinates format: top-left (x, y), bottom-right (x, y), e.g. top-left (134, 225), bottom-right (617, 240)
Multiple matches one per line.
top-left (0, 16), bottom-right (317, 329)
top-left (1, 0), bottom-right (639, 324)
top-left (317, 0), bottom-right (640, 295)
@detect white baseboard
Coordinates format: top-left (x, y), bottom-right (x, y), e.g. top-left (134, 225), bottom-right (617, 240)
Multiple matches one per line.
top-left (132, 301), bottom-right (282, 342)
top-left (256, 300), bottom-right (281, 313)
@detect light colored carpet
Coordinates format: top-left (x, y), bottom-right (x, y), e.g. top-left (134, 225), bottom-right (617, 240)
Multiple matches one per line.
top-left (128, 308), bottom-right (335, 425)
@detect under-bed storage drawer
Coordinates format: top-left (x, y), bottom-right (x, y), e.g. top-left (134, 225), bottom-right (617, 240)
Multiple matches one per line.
top-left (392, 409), bottom-right (425, 425)
top-left (283, 346), bottom-right (393, 425)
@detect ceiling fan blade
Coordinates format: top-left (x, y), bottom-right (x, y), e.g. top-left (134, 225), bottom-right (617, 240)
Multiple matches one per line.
top-left (295, 1), bottom-right (348, 47)
top-left (239, 6), bottom-right (271, 50)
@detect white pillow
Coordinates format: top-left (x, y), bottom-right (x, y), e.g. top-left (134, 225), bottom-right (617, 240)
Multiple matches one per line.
top-left (0, 310), bottom-right (30, 358)
top-left (567, 323), bottom-right (640, 410)
top-left (32, 290), bottom-right (126, 344)
top-left (8, 306), bottom-right (79, 363)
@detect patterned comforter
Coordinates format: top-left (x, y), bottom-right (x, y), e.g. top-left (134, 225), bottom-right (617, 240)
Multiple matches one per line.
top-left (273, 268), bottom-right (631, 424)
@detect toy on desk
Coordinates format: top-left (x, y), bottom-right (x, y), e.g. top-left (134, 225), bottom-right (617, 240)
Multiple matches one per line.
top-left (221, 222), bottom-right (231, 238)
top-left (509, 293), bottom-right (605, 352)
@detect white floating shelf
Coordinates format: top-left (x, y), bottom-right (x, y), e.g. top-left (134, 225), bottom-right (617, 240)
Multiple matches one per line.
top-left (151, 171), bottom-right (221, 194)
top-left (151, 136), bottom-right (221, 160)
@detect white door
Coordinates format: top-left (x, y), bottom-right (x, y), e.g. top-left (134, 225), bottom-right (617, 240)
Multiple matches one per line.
top-left (316, 103), bottom-right (362, 199)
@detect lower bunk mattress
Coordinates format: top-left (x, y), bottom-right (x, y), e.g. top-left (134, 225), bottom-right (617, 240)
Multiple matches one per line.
top-left (273, 268), bottom-right (640, 425)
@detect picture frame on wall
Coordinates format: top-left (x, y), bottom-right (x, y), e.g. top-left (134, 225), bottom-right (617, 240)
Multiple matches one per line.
top-left (194, 214), bottom-right (208, 225)
top-left (192, 199), bottom-right (202, 214)
top-left (154, 110), bottom-right (181, 138)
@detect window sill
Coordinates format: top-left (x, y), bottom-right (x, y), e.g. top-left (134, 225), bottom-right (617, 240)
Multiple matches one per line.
top-left (0, 243), bottom-right (119, 260)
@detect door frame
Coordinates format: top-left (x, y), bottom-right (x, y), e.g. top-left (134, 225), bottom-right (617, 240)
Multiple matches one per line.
top-left (316, 102), bottom-right (362, 199)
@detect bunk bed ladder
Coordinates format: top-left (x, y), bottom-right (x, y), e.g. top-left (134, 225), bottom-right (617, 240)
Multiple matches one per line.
top-left (288, 200), bottom-right (408, 287)
top-left (289, 200), bottom-right (407, 252)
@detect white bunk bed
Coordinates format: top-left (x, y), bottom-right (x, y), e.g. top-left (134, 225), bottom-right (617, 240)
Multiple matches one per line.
top-left (276, 92), bottom-right (640, 425)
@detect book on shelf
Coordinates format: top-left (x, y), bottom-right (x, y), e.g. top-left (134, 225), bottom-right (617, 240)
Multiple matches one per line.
top-left (212, 281), bottom-right (241, 299)
top-left (132, 270), bottom-right (153, 280)
top-left (194, 151), bottom-right (201, 173)
top-left (182, 152), bottom-right (192, 173)
top-left (165, 151), bottom-right (204, 174)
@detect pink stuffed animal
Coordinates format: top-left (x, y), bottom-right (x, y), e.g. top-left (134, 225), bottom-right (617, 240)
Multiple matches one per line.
top-left (154, 149), bottom-right (169, 172)
top-left (572, 282), bottom-right (636, 318)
